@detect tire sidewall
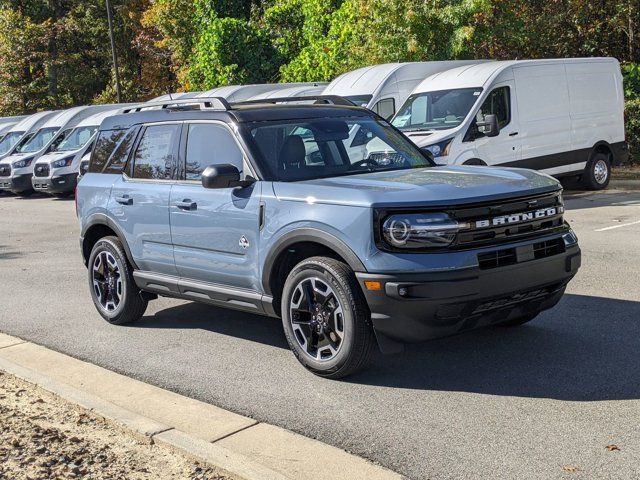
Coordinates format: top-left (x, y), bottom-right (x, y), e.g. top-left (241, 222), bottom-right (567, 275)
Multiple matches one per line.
top-left (281, 262), bottom-right (358, 375)
top-left (585, 152), bottom-right (611, 189)
top-left (88, 237), bottom-right (130, 323)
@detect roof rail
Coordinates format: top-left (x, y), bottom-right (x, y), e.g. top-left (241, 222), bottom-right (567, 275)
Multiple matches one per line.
top-left (233, 95), bottom-right (355, 107)
top-left (122, 97), bottom-right (231, 113)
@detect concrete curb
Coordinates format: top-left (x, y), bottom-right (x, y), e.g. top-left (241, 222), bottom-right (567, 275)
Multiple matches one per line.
top-left (0, 333), bottom-right (403, 480)
top-left (610, 178), bottom-right (640, 190)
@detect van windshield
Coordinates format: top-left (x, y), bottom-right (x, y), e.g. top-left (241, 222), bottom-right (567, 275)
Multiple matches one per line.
top-left (242, 116), bottom-right (433, 182)
top-left (17, 127), bottom-right (59, 153)
top-left (54, 125), bottom-right (98, 152)
top-left (392, 88), bottom-right (482, 131)
top-left (0, 131), bottom-right (24, 155)
top-left (344, 95), bottom-right (373, 107)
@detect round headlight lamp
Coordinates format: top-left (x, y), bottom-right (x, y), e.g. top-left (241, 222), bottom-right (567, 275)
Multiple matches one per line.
top-left (382, 212), bottom-right (460, 249)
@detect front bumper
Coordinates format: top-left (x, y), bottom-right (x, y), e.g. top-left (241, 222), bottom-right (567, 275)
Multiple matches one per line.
top-left (32, 172), bottom-right (78, 194)
top-left (0, 174), bottom-right (33, 193)
top-left (357, 243), bottom-right (581, 343)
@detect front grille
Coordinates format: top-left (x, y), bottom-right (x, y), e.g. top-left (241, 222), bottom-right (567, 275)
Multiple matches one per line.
top-left (472, 286), bottom-right (555, 314)
top-left (0, 164), bottom-right (10, 177)
top-left (34, 163), bottom-right (50, 177)
top-left (478, 236), bottom-right (566, 270)
top-left (533, 238), bottom-right (565, 259)
top-left (478, 248), bottom-right (518, 270)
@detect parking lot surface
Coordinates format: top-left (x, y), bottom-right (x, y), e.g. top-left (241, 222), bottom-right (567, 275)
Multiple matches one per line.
top-left (1, 189), bottom-right (639, 479)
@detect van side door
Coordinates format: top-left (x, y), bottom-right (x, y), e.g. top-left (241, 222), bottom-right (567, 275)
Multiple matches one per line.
top-left (107, 123), bottom-right (181, 276)
top-left (169, 121), bottom-right (262, 291)
top-left (468, 83), bottom-right (521, 166)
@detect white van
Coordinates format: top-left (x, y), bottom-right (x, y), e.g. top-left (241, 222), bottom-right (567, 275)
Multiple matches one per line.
top-left (196, 82), bottom-right (324, 102)
top-left (322, 62), bottom-right (484, 119)
top-left (246, 83), bottom-right (328, 101)
top-left (390, 58), bottom-right (628, 189)
top-left (31, 107), bottom-right (134, 196)
top-left (0, 111), bottom-right (59, 161)
top-left (0, 105), bottom-right (117, 195)
top-left (149, 92), bottom-right (202, 101)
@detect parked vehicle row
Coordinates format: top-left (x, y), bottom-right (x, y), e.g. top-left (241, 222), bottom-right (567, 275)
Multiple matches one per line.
top-left (0, 57), bottom-right (630, 199)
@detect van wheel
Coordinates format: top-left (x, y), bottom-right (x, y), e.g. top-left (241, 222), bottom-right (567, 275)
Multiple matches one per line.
top-left (463, 159), bottom-right (487, 166)
top-left (281, 256), bottom-right (376, 379)
top-left (88, 236), bottom-right (148, 325)
top-left (582, 152), bottom-right (611, 190)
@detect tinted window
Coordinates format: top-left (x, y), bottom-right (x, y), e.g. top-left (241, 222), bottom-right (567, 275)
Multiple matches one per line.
top-left (131, 124), bottom-right (180, 180)
top-left (476, 86), bottom-right (510, 130)
top-left (89, 129), bottom-right (126, 173)
top-left (373, 98), bottom-right (395, 119)
top-left (185, 123), bottom-right (243, 180)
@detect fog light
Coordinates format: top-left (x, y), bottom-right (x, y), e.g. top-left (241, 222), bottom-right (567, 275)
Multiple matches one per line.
top-left (398, 287), bottom-right (408, 297)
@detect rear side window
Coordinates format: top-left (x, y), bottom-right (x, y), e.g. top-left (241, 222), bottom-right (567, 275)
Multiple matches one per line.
top-left (185, 123), bottom-right (244, 180)
top-left (131, 124), bottom-right (181, 180)
top-left (89, 128), bottom-right (138, 174)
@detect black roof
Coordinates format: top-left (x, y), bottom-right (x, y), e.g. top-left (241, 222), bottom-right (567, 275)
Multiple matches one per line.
top-left (100, 103), bottom-right (374, 131)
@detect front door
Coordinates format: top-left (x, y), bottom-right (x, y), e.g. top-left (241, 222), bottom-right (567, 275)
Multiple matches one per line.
top-left (471, 83), bottom-right (521, 166)
top-left (170, 121), bottom-right (262, 291)
top-left (108, 122), bottom-right (181, 276)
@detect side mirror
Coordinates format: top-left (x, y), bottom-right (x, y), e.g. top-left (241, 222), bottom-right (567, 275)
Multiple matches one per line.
top-left (476, 114), bottom-right (500, 137)
top-left (79, 161), bottom-right (89, 176)
top-left (201, 164), bottom-right (255, 189)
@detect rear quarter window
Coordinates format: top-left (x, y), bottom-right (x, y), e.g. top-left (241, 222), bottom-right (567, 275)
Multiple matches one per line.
top-left (88, 128), bottom-right (139, 174)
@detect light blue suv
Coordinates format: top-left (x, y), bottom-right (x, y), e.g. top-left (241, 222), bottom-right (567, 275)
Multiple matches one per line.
top-left (77, 96), bottom-right (581, 378)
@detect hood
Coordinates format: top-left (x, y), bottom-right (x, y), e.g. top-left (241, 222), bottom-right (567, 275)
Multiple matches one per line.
top-left (0, 153), bottom-right (34, 166)
top-left (272, 165), bottom-right (560, 208)
top-left (35, 151), bottom-right (73, 165)
top-left (402, 129), bottom-right (456, 147)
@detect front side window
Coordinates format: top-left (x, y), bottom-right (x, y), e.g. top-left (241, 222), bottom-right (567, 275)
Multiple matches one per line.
top-left (392, 88), bottom-right (482, 132)
top-left (16, 127), bottom-right (60, 153)
top-left (131, 124), bottom-right (180, 180)
top-left (185, 123), bottom-right (244, 181)
top-left (0, 131), bottom-right (24, 155)
top-left (475, 86), bottom-right (511, 131)
top-left (55, 126), bottom-right (98, 152)
top-left (242, 116), bottom-right (432, 182)
top-left (344, 95), bottom-right (373, 107)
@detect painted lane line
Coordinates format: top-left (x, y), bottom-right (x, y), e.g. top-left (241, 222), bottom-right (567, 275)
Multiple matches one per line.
top-left (595, 220), bottom-right (640, 232)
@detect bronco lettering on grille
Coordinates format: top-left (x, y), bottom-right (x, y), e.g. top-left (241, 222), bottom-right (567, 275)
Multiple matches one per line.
top-left (475, 207), bottom-right (558, 229)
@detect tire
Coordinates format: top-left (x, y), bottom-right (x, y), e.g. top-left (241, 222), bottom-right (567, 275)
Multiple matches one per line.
top-left (88, 235), bottom-right (147, 325)
top-left (17, 190), bottom-right (34, 197)
top-left (463, 158), bottom-right (487, 166)
top-left (53, 191), bottom-right (72, 198)
top-left (581, 151), bottom-right (611, 190)
top-left (281, 256), bottom-right (376, 379)
top-left (498, 312), bottom-right (539, 327)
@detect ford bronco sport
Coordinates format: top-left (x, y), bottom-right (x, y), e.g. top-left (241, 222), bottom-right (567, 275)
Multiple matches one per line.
top-left (77, 96), bottom-right (581, 378)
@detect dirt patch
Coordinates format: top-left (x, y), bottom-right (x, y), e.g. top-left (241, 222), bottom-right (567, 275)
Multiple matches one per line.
top-left (0, 371), bottom-right (227, 480)
top-left (612, 165), bottom-right (640, 180)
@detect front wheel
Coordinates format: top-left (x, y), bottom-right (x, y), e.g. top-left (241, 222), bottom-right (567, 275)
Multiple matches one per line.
top-left (281, 257), bottom-right (376, 379)
top-left (88, 236), bottom-right (147, 325)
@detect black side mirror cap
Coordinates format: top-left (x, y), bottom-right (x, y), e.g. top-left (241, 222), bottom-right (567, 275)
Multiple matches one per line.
top-left (476, 114), bottom-right (500, 137)
top-left (201, 164), bottom-right (255, 189)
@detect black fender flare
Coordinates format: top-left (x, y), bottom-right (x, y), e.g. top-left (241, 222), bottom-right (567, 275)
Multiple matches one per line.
top-left (81, 213), bottom-right (138, 269)
top-left (261, 228), bottom-right (367, 295)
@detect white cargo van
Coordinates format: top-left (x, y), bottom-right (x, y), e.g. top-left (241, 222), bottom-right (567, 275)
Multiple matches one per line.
top-left (322, 62), bottom-right (484, 119)
top-left (196, 83), bottom-right (324, 102)
top-left (0, 111), bottom-right (58, 161)
top-left (0, 105), bottom-right (117, 195)
top-left (246, 83), bottom-right (328, 101)
top-left (390, 58), bottom-right (628, 189)
top-left (32, 107), bottom-right (134, 196)
top-left (149, 92), bottom-right (202, 101)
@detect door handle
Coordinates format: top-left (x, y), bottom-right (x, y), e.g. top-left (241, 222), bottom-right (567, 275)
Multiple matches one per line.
top-left (509, 131), bottom-right (519, 136)
top-left (115, 195), bottom-right (132, 205)
top-left (175, 200), bottom-right (197, 211)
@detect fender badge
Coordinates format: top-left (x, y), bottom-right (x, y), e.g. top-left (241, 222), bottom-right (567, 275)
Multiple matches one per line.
top-left (239, 235), bottom-right (250, 249)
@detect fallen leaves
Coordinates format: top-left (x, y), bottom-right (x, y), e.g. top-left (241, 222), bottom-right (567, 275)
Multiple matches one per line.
top-left (606, 444), bottom-right (620, 452)
top-left (562, 465), bottom-right (580, 473)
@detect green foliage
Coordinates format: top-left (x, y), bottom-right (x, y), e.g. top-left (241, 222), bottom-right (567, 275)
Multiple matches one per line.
top-left (623, 63), bottom-right (640, 99)
top-left (625, 98), bottom-right (640, 163)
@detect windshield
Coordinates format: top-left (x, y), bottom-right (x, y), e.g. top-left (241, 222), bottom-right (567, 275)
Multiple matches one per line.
top-left (392, 88), bottom-right (482, 132)
top-left (0, 131), bottom-right (24, 155)
top-left (54, 125), bottom-right (98, 152)
top-left (242, 116), bottom-right (433, 182)
top-left (17, 127), bottom-right (59, 153)
top-left (344, 95), bottom-right (373, 107)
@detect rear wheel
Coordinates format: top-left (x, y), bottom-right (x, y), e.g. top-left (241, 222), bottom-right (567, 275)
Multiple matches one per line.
top-left (582, 151), bottom-right (611, 190)
top-left (88, 236), bottom-right (147, 325)
top-left (281, 256), bottom-right (376, 379)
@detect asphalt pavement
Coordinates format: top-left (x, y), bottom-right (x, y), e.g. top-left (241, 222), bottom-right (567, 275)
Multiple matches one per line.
top-left (0, 188), bottom-right (639, 479)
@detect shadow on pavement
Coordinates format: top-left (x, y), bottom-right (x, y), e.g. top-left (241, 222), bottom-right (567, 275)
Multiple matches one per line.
top-left (133, 301), bottom-right (289, 349)
top-left (351, 293), bottom-right (640, 401)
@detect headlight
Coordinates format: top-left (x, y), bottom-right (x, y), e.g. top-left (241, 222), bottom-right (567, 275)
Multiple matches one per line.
top-left (422, 138), bottom-right (453, 158)
top-left (381, 212), bottom-right (460, 249)
top-left (52, 156), bottom-right (74, 168)
top-left (12, 157), bottom-right (34, 168)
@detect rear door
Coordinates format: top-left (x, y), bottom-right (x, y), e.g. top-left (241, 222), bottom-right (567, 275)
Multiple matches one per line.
top-left (108, 122), bottom-right (181, 275)
top-left (170, 121), bottom-right (262, 290)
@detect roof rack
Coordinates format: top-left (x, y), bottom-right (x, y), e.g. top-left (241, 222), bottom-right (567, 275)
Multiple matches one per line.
top-left (233, 95), bottom-right (355, 107)
top-left (121, 97), bottom-right (231, 113)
